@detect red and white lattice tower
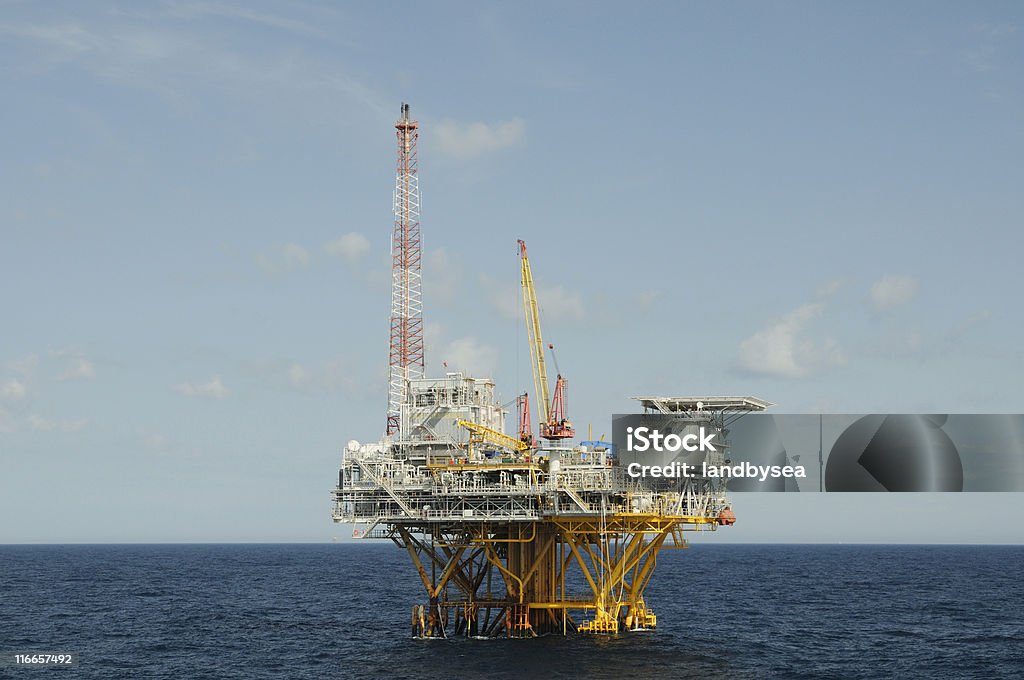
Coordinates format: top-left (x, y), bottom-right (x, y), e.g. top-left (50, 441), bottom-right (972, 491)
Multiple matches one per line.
top-left (386, 103), bottom-right (424, 435)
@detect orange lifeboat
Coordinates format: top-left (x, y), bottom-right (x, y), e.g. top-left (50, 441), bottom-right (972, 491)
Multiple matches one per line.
top-left (717, 508), bottom-right (736, 526)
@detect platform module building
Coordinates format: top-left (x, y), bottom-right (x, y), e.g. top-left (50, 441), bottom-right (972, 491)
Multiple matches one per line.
top-left (331, 104), bottom-right (770, 637)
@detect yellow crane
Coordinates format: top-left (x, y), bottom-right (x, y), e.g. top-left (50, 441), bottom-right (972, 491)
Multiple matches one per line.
top-left (456, 419), bottom-right (529, 453)
top-left (518, 240), bottom-right (574, 441)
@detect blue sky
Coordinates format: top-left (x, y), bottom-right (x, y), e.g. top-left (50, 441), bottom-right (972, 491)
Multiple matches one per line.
top-left (2, 1), bottom-right (1022, 542)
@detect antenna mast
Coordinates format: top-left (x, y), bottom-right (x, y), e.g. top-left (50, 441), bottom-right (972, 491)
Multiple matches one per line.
top-left (386, 103), bottom-right (424, 435)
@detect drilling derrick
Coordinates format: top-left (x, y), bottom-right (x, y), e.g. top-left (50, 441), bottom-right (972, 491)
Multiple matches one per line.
top-left (333, 105), bottom-right (771, 638)
top-left (387, 103), bottom-right (424, 436)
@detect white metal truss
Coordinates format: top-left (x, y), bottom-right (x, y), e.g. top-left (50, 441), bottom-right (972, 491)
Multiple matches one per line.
top-left (387, 137), bottom-right (424, 431)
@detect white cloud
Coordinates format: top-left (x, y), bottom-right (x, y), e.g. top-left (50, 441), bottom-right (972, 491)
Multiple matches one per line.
top-left (491, 281), bottom-right (522, 320)
top-left (635, 290), bottom-right (662, 309)
top-left (288, 244), bottom-right (310, 265)
top-left (816, 277), bottom-right (846, 299)
top-left (324, 232), bottom-right (370, 266)
top-left (245, 358), bottom-right (359, 394)
top-left (25, 413), bottom-right (46, 431)
top-left (135, 428), bottom-right (205, 457)
top-left (434, 118), bottom-right (526, 160)
top-left (293, 358), bottom-right (357, 393)
top-left (870, 274), bottom-right (918, 311)
top-left (0, 378), bottom-right (28, 400)
top-left (256, 243), bottom-right (310, 274)
top-left (947, 309), bottom-right (992, 340)
top-left (28, 414), bottom-right (89, 432)
top-left (175, 375), bottom-right (230, 399)
top-left (6, 353), bottom-right (39, 376)
top-left (736, 303), bottom-right (845, 378)
top-left (538, 285), bottom-right (584, 320)
top-left (321, 358), bottom-right (359, 392)
top-left (490, 280), bottom-right (584, 322)
top-left (288, 363), bottom-right (309, 388)
top-left (143, 432), bottom-right (172, 451)
top-left (1, 354), bottom-right (39, 402)
top-left (44, 348), bottom-right (96, 378)
top-left (439, 337), bottom-right (498, 376)
top-left (57, 354), bottom-right (96, 381)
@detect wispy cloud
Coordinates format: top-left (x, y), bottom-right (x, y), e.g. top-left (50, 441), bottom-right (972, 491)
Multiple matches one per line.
top-left (961, 22), bottom-right (1016, 73)
top-left (1, 354), bottom-right (38, 402)
top-left (434, 118), bottom-right (526, 160)
top-left (135, 427), bottom-right (200, 456)
top-left (242, 357), bottom-right (361, 394)
top-left (175, 375), bottom-right (230, 399)
top-left (52, 348), bottom-right (97, 381)
top-left (161, 1), bottom-right (330, 37)
top-left (320, 358), bottom-right (361, 393)
top-left (538, 285), bottom-right (584, 320)
top-left (489, 279), bottom-right (584, 322)
top-left (0, 378), bottom-right (28, 400)
top-left (947, 309), bottom-right (992, 341)
top-left (5, 353), bottom-right (40, 376)
top-left (439, 337), bottom-right (498, 376)
top-left (255, 243), bottom-right (310, 274)
top-left (28, 414), bottom-right (89, 432)
top-left (287, 363), bottom-right (309, 388)
top-left (736, 303), bottom-right (845, 378)
top-left (0, 22), bottom-right (97, 56)
top-left (816, 277), bottom-right (847, 299)
top-left (880, 308), bottom-right (994, 362)
top-left (142, 431), bottom-right (173, 451)
top-left (324, 232), bottom-right (370, 266)
top-left (489, 280), bottom-right (522, 321)
top-left (634, 290), bottom-right (662, 310)
top-left (870, 274), bottom-right (918, 311)
top-left (0, 7), bottom-right (389, 116)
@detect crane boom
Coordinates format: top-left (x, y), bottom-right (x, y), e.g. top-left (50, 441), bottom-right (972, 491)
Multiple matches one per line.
top-left (456, 419), bottom-right (529, 453)
top-left (519, 240), bottom-right (551, 430)
top-left (518, 240), bottom-right (575, 441)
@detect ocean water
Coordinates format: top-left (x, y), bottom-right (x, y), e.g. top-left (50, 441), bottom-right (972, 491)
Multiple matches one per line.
top-left (1, 544), bottom-right (1022, 679)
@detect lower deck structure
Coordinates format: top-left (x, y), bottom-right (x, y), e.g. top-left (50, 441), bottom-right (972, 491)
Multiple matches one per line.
top-left (394, 514), bottom-right (705, 637)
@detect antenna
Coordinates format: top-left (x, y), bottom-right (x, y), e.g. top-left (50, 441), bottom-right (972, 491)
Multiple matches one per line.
top-left (386, 104), bottom-right (424, 435)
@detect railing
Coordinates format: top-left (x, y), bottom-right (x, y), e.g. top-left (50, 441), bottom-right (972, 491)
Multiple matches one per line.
top-left (559, 486), bottom-right (593, 513)
top-left (354, 459), bottom-right (417, 516)
top-left (337, 454), bottom-right (729, 524)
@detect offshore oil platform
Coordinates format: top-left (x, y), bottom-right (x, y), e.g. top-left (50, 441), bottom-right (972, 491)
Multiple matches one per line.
top-left (332, 104), bottom-right (769, 637)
